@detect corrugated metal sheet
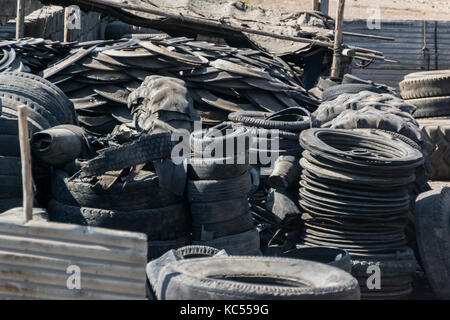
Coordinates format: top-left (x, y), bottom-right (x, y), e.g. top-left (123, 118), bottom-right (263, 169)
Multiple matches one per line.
top-left (343, 19), bottom-right (450, 87)
top-left (0, 217), bottom-right (148, 300)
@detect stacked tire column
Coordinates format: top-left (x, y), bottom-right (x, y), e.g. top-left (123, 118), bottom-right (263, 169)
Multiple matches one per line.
top-left (187, 123), bottom-right (260, 255)
top-left (400, 70), bottom-right (450, 180)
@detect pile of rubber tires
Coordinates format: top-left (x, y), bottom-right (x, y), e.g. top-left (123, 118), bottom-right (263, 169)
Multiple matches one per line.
top-left (48, 166), bottom-right (191, 260)
top-left (400, 70), bottom-right (450, 181)
top-left (298, 128), bottom-right (424, 299)
top-left (187, 123), bottom-right (260, 255)
top-left (228, 108), bottom-right (311, 174)
top-left (0, 72), bottom-right (75, 212)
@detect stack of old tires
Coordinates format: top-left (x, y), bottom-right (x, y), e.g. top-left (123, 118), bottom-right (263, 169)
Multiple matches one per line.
top-left (48, 167), bottom-right (191, 260)
top-left (400, 70), bottom-right (450, 181)
top-left (187, 123), bottom-right (260, 255)
top-left (298, 128), bottom-right (424, 299)
top-left (228, 108), bottom-right (311, 174)
top-left (0, 72), bottom-right (75, 212)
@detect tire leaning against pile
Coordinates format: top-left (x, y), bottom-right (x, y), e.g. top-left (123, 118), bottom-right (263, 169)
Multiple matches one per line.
top-left (156, 256), bottom-right (361, 300)
top-left (415, 188), bottom-right (450, 299)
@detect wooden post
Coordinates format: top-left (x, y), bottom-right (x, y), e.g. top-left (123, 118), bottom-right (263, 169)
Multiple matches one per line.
top-left (331, 0), bottom-right (346, 78)
top-left (64, 7), bottom-right (73, 42)
top-left (312, 0), bottom-right (320, 11)
top-left (15, 0), bottom-right (24, 39)
top-left (18, 106), bottom-right (33, 222)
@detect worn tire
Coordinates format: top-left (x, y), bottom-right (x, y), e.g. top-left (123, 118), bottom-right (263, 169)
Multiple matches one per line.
top-left (400, 73), bottom-right (450, 99)
top-left (187, 171), bottom-right (252, 202)
top-left (156, 256), bottom-right (360, 300)
top-left (415, 188), bottom-right (450, 299)
top-left (322, 84), bottom-right (387, 101)
top-left (176, 245), bottom-right (221, 259)
top-left (192, 228), bottom-right (261, 256)
top-left (47, 200), bottom-right (190, 240)
top-left (0, 156), bottom-right (21, 176)
top-left (190, 197), bottom-right (249, 225)
top-left (187, 155), bottom-right (249, 180)
top-left (280, 246), bottom-right (352, 273)
top-left (228, 111), bottom-right (311, 132)
top-left (409, 96), bottom-right (450, 118)
top-left (147, 236), bottom-right (191, 260)
top-left (418, 118), bottom-right (450, 180)
top-left (51, 169), bottom-right (182, 211)
top-left (192, 212), bottom-right (254, 241)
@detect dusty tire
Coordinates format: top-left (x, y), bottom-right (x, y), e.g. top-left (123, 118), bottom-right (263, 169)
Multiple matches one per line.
top-left (192, 228), bottom-right (261, 256)
top-left (51, 170), bottom-right (182, 211)
top-left (176, 245), bottom-right (221, 259)
top-left (400, 72), bottom-right (450, 99)
top-left (280, 246), bottom-right (352, 273)
top-left (187, 155), bottom-right (249, 180)
top-left (47, 200), bottom-right (190, 240)
top-left (156, 256), bottom-right (360, 300)
top-left (322, 84), bottom-right (387, 101)
top-left (192, 212), bottom-right (254, 241)
top-left (409, 96), bottom-right (450, 118)
top-left (0, 156), bottom-right (21, 176)
top-left (418, 118), bottom-right (450, 180)
top-left (187, 171), bottom-right (252, 202)
top-left (190, 197), bottom-right (249, 224)
top-left (415, 188), bottom-right (450, 299)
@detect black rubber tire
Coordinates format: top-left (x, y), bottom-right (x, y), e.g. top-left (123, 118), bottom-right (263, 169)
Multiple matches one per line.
top-left (400, 73), bottom-right (450, 99)
top-left (147, 236), bottom-right (191, 261)
top-left (156, 256), bottom-right (360, 300)
top-left (176, 245), bottom-right (221, 259)
top-left (0, 94), bottom-right (52, 129)
top-left (192, 228), bottom-right (261, 256)
top-left (187, 155), bottom-right (249, 180)
top-left (0, 198), bottom-right (23, 213)
top-left (322, 84), bottom-right (386, 101)
top-left (0, 73), bottom-right (71, 124)
top-left (0, 134), bottom-right (20, 157)
top-left (47, 200), bottom-right (190, 240)
top-left (0, 86), bottom-right (61, 126)
top-left (190, 122), bottom-right (250, 157)
top-left (228, 111), bottom-right (310, 132)
top-left (0, 175), bottom-right (22, 198)
top-left (51, 169), bottom-right (182, 211)
top-left (415, 188), bottom-right (450, 299)
top-left (280, 246), bottom-right (352, 273)
top-left (190, 196), bottom-right (249, 225)
top-left (79, 132), bottom-right (175, 178)
top-left (409, 96), bottom-right (450, 118)
top-left (0, 71), bottom-right (75, 124)
top-left (192, 212), bottom-right (254, 241)
top-left (418, 118), bottom-right (450, 180)
top-left (0, 117), bottom-right (19, 135)
top-left (0, 156), bottom-right (21, 176)
top-left (187, 171), bottom-right (252, 202)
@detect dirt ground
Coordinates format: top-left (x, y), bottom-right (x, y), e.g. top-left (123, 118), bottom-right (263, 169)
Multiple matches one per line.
top-left (253, 0), bottom-right (450, 21)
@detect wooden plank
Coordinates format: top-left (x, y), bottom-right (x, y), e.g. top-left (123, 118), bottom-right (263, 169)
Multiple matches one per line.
top-left (0, 218), bottom-right (147, 249)
top-left (15, 0), bottom-right (24, 40)
top-left (18, 106), bottom-right (33, 222)
top-left (320, 0), bottom-right (329, 15)
top-left (0, 250), bottom-right (145, 280)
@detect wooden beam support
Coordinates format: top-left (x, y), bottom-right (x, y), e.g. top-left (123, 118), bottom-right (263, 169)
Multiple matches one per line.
top-left (15, 0), bottom-right (24, 39)
top-left (331, 0), bottom-right (346, 78)
top-left (18, 106), bottom-right (33, 222)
